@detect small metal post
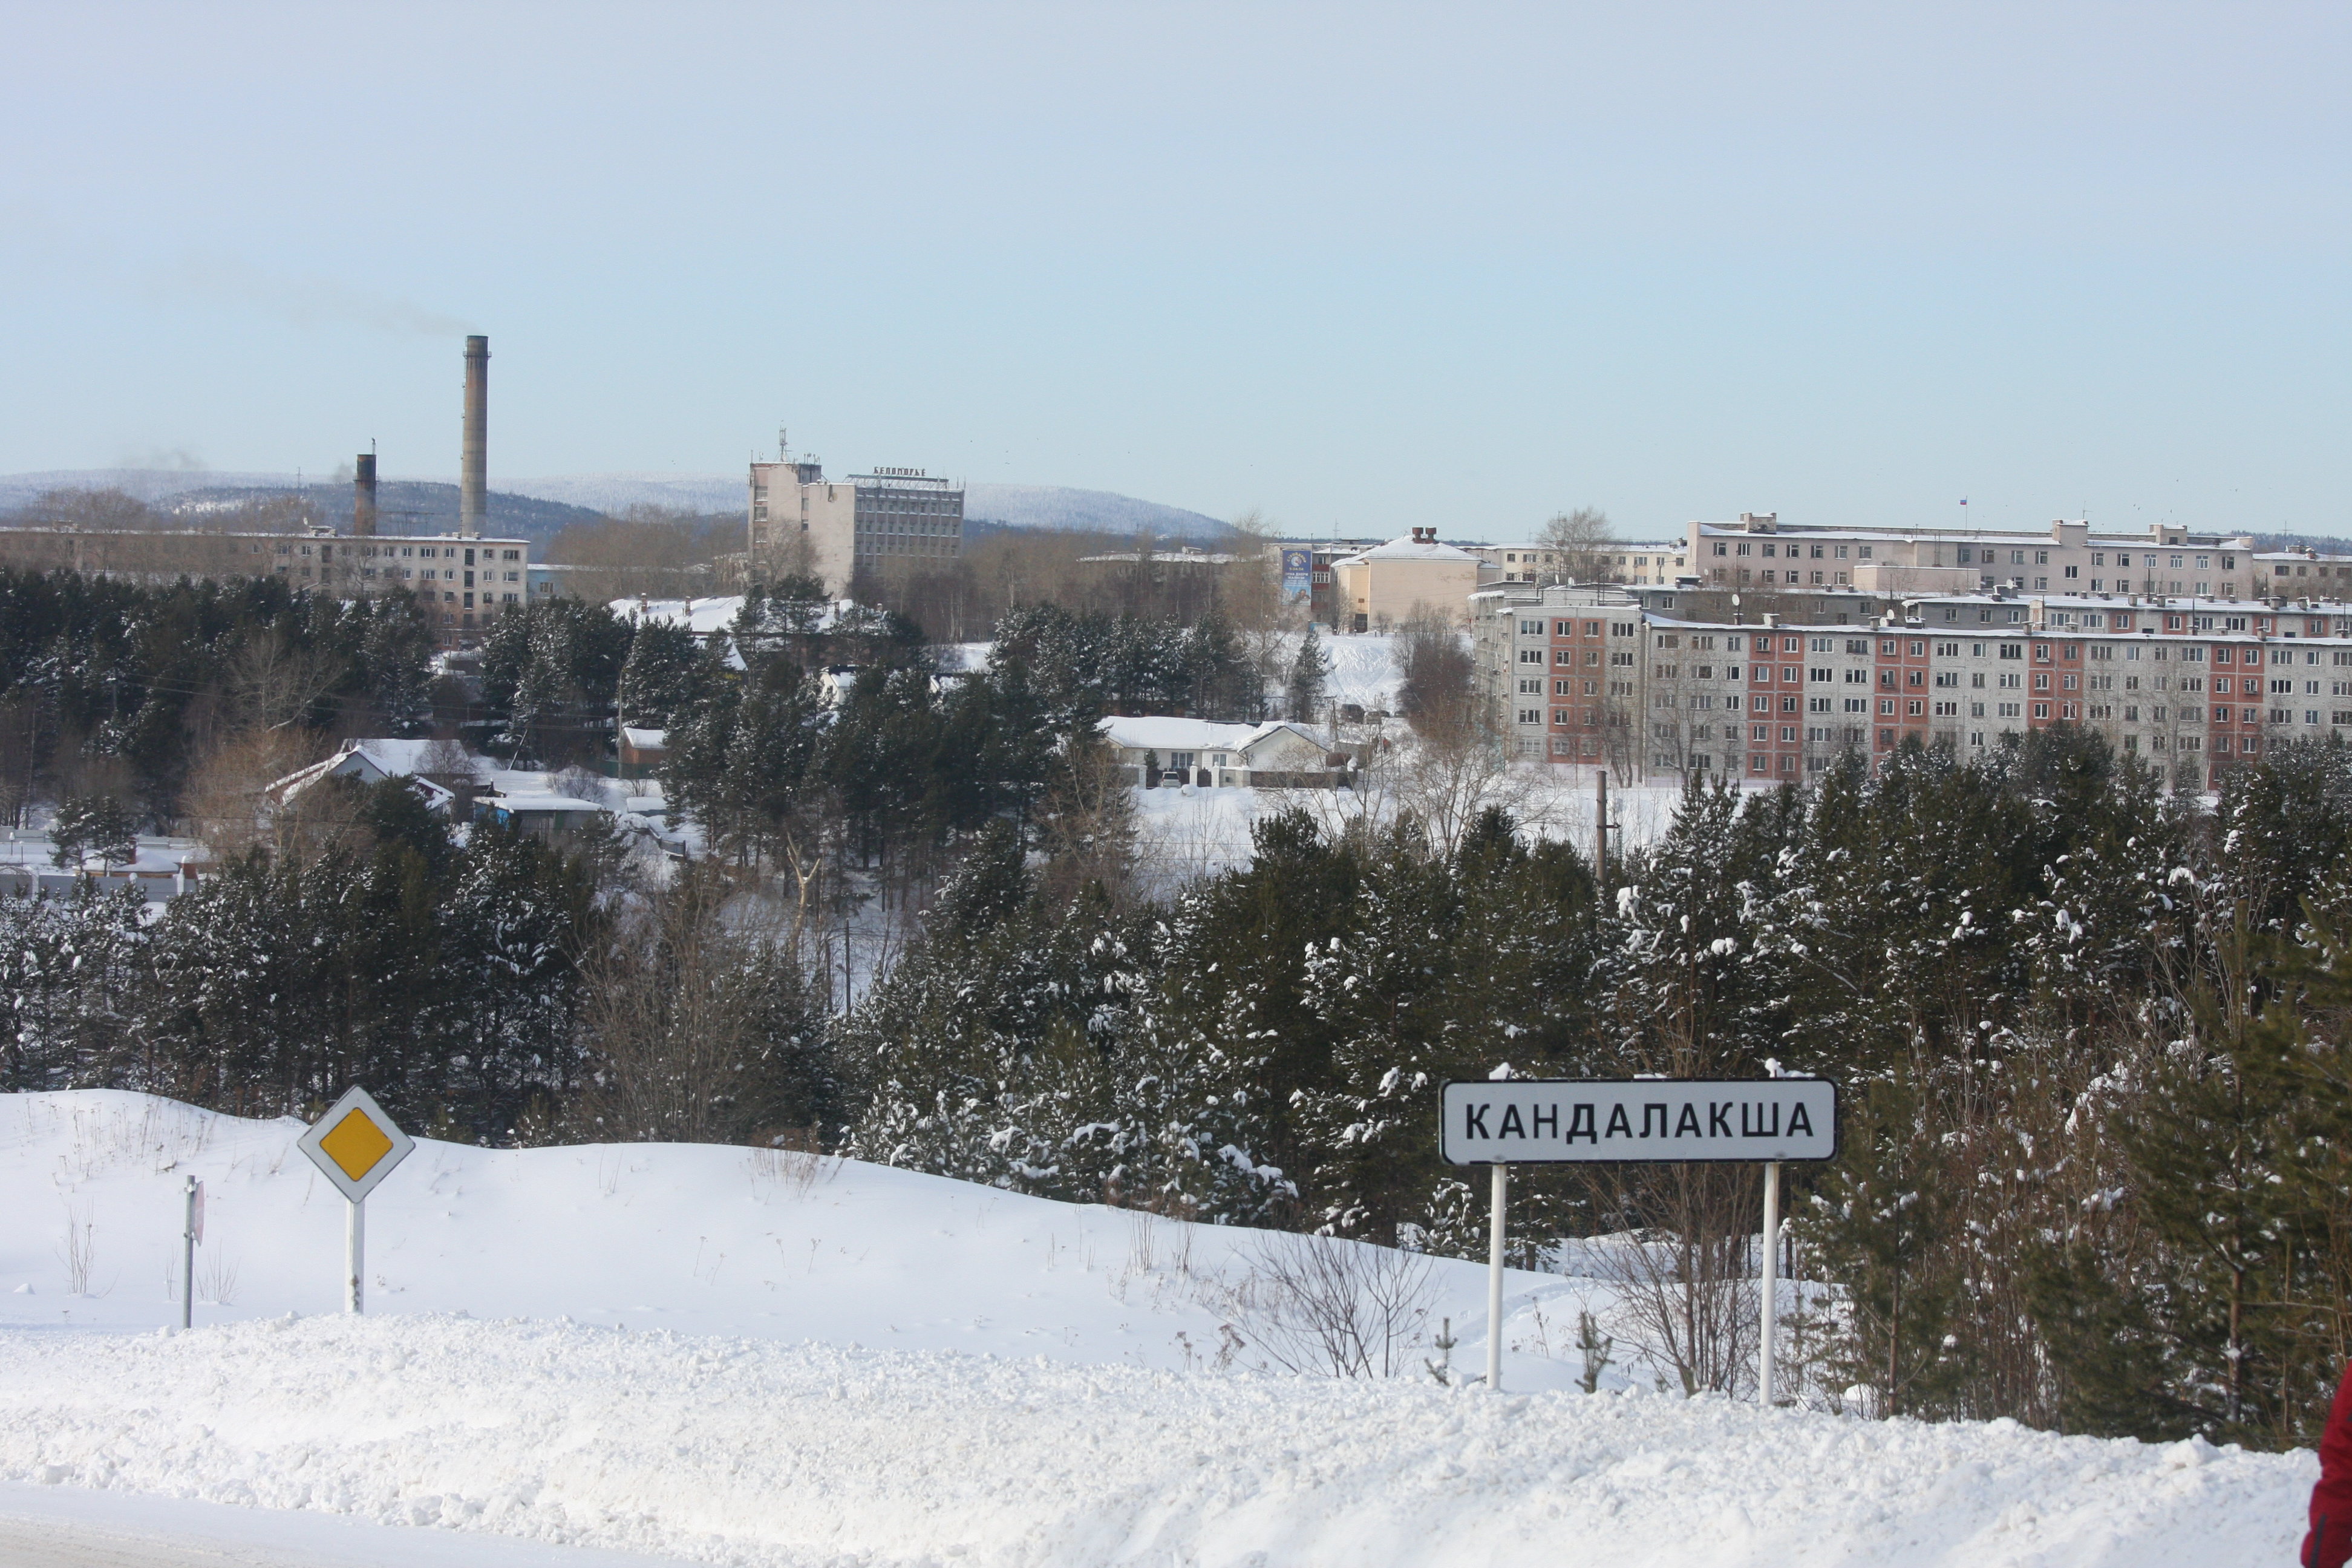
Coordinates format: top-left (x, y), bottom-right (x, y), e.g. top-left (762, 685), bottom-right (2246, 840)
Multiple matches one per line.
top-left (1760, 1160), bottom-right (1780, 1406)
top-left (1486, 1163), bottom-right (1509, 1392)
top-left (181, 1175), bottom-right (196, 1331)
top-left (346, 1196), bottom-right (364, 1315)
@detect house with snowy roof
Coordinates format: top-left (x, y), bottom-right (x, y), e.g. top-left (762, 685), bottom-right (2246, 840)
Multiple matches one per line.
top-left (618, 726), bottom-right (668, 779)
top-left (475, 790), bottom-right (611, 840)
top-left (1094, 716), bottom-right (1342, 788)
top-left (1329, 528), bottom-right (1491, 632)
top-left (266, 739), bottom-right (461, 813)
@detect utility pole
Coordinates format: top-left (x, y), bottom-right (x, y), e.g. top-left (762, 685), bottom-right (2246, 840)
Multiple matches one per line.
top-left (1595, 768), bottom-right (1609, 886)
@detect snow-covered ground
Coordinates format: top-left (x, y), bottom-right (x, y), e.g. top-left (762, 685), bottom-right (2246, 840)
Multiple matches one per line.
top-left (1, 1092), bottom-right (2317, 1567)
top-left (1128, 767), bottom-right (1760, 889)
top-left (1318, 630), bottom-right (1410, 714)
top-left (2, 1091), bottom-right (1561, 1373)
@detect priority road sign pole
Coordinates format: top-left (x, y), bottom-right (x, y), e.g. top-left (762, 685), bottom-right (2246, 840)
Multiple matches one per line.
top-left (1486, 1163), bottom-right (1508, 1392)
top-left (347, 1195), bottom-right (364, 1315)
top-left (296, 1085), bottom-right (411, 1317)
top-left (1760, 1160), bottom-right (1779, 1406)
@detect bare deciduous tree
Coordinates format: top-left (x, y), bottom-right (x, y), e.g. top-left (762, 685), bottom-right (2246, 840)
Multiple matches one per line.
top-left (232, 632), bottom-right (345, 731)
top-left (575, 867), bottom-right (828, 1146)
top-left (1036, 730), bottom-right (1142, 910)
top-left (1220, 1230), bottom-right (1436, 1379)
top-left (1538, 506), bottom-right (1618, 584)
top-left (1591, 1167), bottom-right (1763, 1396)
top-left (178, 728), bottom-right (334, 860)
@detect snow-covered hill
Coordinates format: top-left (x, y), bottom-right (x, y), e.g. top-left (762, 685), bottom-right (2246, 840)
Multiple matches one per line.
top-left (0, 1091), bottom-right (1559, 1374)
top-left (0, 1091), bottom-right (2317, 1567)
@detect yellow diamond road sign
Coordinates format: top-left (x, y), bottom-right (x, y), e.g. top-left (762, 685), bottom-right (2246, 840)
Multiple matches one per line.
top-left (296, 1086), bottom-right (414, 1203)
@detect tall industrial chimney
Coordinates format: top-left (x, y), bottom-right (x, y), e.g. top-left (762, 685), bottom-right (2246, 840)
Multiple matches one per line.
top-left (353, 452), bottom-right (377, 537)
top-left (459, 334), bottom-right (489, 538)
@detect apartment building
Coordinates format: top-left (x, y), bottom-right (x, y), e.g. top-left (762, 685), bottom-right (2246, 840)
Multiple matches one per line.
top-left (1682, 511), bottom-right (2352, 603)
top-left (1474, 581), bottom-right (2352, 789)
top-left (1469, 585), bottom-right (1647, 765)
top-left (1463, 541), bottom-right (1690, 586)
top-left (0, 524), bottom-right (530, 642)
top-left (748, 457), bottom-right (963, 595)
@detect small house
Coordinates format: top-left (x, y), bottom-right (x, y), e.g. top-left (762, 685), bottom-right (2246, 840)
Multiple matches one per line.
top-left (1095, 716), bottom-right (1344, 788)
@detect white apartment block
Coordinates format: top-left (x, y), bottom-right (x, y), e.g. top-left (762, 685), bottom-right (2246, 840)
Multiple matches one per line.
top-left (1474, 580), bottom-right (2352, 791)
top-left (749, 458), bottom-right (963, 596)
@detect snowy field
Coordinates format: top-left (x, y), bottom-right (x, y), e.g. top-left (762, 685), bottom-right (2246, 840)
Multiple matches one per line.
top-left (0, 1091), bottom-right (2316, 1567)
top-left (1129, 769), bottom-right (1762, 889)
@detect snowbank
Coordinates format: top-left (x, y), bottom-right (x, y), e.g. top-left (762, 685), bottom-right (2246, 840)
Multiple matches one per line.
top-left (0, 1092), bottom-right (2318, 1567)
top-left (0, 1314), bottom-right (2308, 1568)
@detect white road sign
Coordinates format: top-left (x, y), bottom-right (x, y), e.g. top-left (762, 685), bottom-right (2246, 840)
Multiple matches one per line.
top-left (296, 1085), bottom-right (416, 1203)
top-left (1440, 1077), bottom-right (1837, 1165)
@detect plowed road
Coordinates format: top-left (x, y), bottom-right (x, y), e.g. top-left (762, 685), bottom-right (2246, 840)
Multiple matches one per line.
top-left (0, 1487), bottom-right (690, 1568)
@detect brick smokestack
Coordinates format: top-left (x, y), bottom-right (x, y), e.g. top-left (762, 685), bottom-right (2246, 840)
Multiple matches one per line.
top-left (353, 452), bottom-right (377, 537)
top-left (460, 335), bottom-right (489, 538)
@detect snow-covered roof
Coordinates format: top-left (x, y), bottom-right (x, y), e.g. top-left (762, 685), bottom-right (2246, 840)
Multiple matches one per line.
top-left (1096, 717), bottom-right (1327, 756)
top-left (933, 641), bottom-right (993, 673)
top-left (620, 727), bottom-right (668, 750)
top-left (485, 792), bottom-right (609, 815)
top-left (1075, 549), bottom-right (1243, 564)
top-left (348, 738), bottom-right (458, 777)
top-left (613, 596), bottom-right (747, 635)
top-left (613, 595), bottom-right (863, 636)
top-left (1333, 534), bottom-right (1481, 566)
top-left (1471, 540), bottom-right (1684, 554)
top-left (267, 738), bottom-right (485, 803)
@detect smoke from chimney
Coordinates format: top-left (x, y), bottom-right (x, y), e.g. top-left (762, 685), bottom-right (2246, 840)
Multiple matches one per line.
top-left (460, 335), bottom-right (489, 538)
top-left (353, 452), bottom-right (377, 537)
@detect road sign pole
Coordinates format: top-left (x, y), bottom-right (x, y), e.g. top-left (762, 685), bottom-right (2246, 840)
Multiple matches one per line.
top-left (181, 1175), bottom-right (197, 1331)
top-left (346, 1195), bottom-right (364, 1315)
top-left (1486, 1162), bottom-right (1508, 1392)
top-left (1760, 1160), bottom-right (1780, 1406)
top-left (297, 1085), bottom-right (411, 1316)
top-left (1439, 1076), bottom-right (1838, 1403)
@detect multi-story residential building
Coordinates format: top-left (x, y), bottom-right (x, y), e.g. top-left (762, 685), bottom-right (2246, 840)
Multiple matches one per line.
top-left (357, 534), bottom-right (533, 637)
top-left (1463, 540), bottom-right (1690, 586)
top-left (1473, 581), bottom-right (2352, 791)
top-left (747, 457), bottom-right (963, 595)
top-left (1681, 511), bottom-right (2352, 603)
top-left (0, 524), bottom-right (529, 644)
top-left (1469, 585), bottom-right (1647, 765)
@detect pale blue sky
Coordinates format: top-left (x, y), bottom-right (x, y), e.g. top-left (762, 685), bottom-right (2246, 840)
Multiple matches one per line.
top-left (2, 2), bottom-right (2344, 538)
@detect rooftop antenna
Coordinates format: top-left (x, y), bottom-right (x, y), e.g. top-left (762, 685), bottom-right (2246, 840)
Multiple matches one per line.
top-left (778, 425), bottom-right (789, 462)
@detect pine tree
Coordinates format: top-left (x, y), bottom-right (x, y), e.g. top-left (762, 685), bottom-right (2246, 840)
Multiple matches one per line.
top-left (50, 792), bottom-right (136, 871)
top-left (616, 619), bottom-right (705, 728)
top-left (1286, 624), bottom-right (1330, 724)
top-left (0, 882), bottom-right (148, 1090)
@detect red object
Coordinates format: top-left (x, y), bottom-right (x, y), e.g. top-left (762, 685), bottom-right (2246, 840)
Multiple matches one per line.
top-left (2309, 1363), bottom-right (2352, 1568)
